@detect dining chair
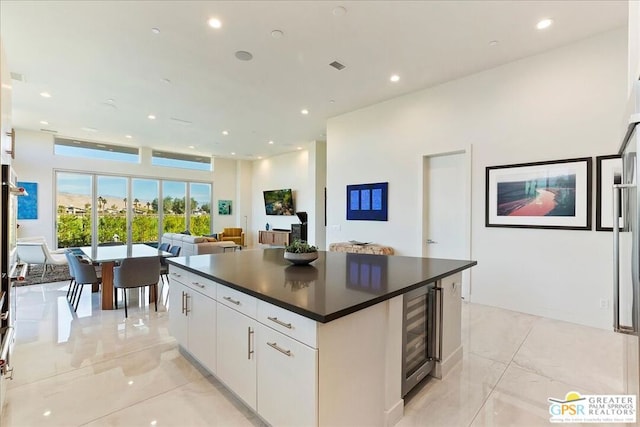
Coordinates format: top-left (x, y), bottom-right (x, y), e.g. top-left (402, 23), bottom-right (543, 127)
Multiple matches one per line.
top-left (64, 250), bottom-right (77, 301)
top-left (158, 242), bottom-right (170, 252)
top-left (113, 256), bottom-right (161, 318)
top-left (160, 245), bottom-right (181, 284)
top-left (67, 254), bottom-right (101, 312)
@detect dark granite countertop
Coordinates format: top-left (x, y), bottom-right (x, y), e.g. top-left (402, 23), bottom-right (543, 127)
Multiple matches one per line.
top-left (167, 248), bottom-right (477, 323)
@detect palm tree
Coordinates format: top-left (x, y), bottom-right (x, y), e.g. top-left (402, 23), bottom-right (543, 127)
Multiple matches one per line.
top-left (146, 201), bottom-right (151, 212)
top-left (123, 197), bottom-right (127, 210)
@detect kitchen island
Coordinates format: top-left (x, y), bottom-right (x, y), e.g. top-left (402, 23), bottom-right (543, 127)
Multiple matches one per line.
top-left (167, 248), bottom-right (476, 426)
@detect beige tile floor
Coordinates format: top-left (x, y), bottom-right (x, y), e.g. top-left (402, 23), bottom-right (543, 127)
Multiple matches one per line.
top-left (0, 280), bottom-right (630, 427)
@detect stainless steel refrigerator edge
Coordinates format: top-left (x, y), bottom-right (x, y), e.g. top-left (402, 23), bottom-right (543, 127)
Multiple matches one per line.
top-left (614, 80), bottom-right (640, 399)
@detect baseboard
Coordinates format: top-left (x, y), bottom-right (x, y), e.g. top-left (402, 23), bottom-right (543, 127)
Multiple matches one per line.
top-left (384, 398), bottom-right (404, 427)
top-left (434, 344), bottom-right (463, 379)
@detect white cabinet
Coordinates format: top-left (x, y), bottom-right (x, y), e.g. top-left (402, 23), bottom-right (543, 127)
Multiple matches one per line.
top-left (216, 303), bottom-right (257, 410)
top-left (256, 324), bottom-right (317, 427)
top-left (169, 268), bottom-right (216, 373)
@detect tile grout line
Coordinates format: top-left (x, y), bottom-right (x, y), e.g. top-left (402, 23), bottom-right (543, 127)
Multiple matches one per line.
top-left (466, 317), bottom-right (540, 426)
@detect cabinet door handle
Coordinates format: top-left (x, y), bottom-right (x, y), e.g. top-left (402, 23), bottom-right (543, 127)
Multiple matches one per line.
top-left (181, 291), bottom-right (186, 314)
top-left (267, 342), bottom-right (292, 357)
top-left (267, 316), bottom-right (292, 329)
top-left (223, 296), bottom-right (240, 305)
top-left (248, 327), bottom-right (254, 360)
top-left (185, 293), bottom-right (191, 315)
top-left (192, 282), bottom-right (205, 289)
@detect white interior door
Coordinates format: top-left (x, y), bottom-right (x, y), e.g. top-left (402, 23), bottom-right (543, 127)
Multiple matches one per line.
top-left (422, 150), bottom-right (471, 300)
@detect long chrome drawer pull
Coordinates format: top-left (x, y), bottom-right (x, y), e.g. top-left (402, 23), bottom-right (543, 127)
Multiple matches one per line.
top-left (192, 282), bottom-right (205, 289)
top-left (181, 291), bottom-right (186, 314)
top-left (267, 342), bottom-right (292, 357)
top-left (223, 296), bottom-right (241, 305)
top-left (267, 316), bottom-right (292, 329)
top-left (185, 294), bottom-right (191, 315)
top-left (248, 327), bottom-right (254, 359)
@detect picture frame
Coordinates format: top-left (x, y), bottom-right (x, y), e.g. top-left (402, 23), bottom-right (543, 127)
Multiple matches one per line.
top-left (17, 181), bottom-right (38, 220)
top-left (218, 199), bottom-right (232, 215)
top-left (485, 157), bottom-right (592, 230)
top-left (596, 154), bottom-right (623, 231)
top-left (346, 182), bottom-right (388, 221)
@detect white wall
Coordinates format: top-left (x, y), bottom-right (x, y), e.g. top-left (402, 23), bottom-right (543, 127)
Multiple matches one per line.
top-left (327, 29), bottom-right (627, 329)
top-left (0, 40), bottom-right (12, 166)
top-left (630, 0), bottom-right (640, 87)
top-left (251, 146), bottom-right (324, 247)
top-left (12, 130), bottom-right (240, 246)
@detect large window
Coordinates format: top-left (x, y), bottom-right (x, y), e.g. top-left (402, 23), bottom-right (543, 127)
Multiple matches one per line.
top-left (152, 150), bottom-right (212, 171)
top-left (190, 182), bottom-right (212, 236)
top-left (56, 172), bottom-right (92, 247)
top-left (162, 181), bottom-right (187, 233)
top-left (97, 176), bottom-right (127, 244)
top-left (132, 179), bottom-right (159, 243)
top-left (55, 171), bottom-right (212, 248)
top-left (54, 137), bottom-right (139, 163)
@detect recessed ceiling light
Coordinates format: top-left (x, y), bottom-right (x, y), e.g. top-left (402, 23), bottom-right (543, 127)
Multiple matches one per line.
top-left (40, 120), bottom-right (48, 125)
top-left (125, 135), bottom-right (132, 139)
top-left (43, 411), bottom-right (52, 417)
top-left (268, 140), bottom-right (274, 144)
top-left (301, 109), bottom-right (309, 115)
top-left (231, 152), bottom-right (236, 155)
top-left (536, 18), bottom-right (553, 30)
top-left (188, 145), bottom-right (195, 149)
top-left (106, 98), bottom-right (115, 103)
top-left (222, 130), bottom-right (229, 135)
top-left (235, 51), bottom-right (253, 61)
top-left (271, 30), bottom-right (284, 39)
top-left (332, 6), bottom-right (347, 16)
top-left (148, 114), bottom-right (156, 120)
top-left (297, 147), bottom-right (302, 150)
top-left (489, 40), bottom-right (499, 46)
top-left (151, 27), bottom-right (160, 34)
top-left (390, 74), bottom-right (400, 82)
top-left (208, 18), bottom-right (222, 29)
top-left (40, 92), bottom-right (51, 98)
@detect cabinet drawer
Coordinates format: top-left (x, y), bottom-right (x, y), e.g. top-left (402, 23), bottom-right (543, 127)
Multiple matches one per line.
top-left (168, 266), bottom-right (189, 285)
top-left (185, 274), bottom-right (217, 300)
top-left (218, 284), bottom-right (257, 318)
top-left (258, 300), bottom-right (317, 348)
top-left (256, 325), bottom-right (317, 426)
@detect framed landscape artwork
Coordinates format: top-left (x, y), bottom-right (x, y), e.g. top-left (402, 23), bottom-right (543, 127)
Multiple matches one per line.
top-left (596, 154), bottom-right (623, 231)
top-left (485, 157), bottom-right (592, 230)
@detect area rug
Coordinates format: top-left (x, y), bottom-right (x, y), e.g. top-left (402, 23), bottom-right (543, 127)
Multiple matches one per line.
top-left (14, 264), bottom-right (72, 287)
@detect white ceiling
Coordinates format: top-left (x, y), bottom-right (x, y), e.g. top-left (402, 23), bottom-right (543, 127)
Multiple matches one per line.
top-left (0, 1), bottom-right (628, 161)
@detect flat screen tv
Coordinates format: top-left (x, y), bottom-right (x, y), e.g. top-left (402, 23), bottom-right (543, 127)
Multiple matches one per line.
top-left (263, 188), bottom-right (295, 216)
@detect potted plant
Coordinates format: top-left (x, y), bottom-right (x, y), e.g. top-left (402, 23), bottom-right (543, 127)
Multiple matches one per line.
top-left (284, 240), bottom-right (318, 265)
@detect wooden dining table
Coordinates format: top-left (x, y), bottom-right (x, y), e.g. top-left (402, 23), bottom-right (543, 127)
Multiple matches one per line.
top-left (79, 244), bottom-right (172, 310)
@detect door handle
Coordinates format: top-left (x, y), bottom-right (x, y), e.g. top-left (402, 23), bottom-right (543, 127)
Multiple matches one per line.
top-left (613, 183), bottom-right (636, 334)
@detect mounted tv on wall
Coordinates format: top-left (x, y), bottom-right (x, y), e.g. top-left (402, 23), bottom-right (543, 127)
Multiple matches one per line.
top-left (263, 188), bottom-right (295, 216)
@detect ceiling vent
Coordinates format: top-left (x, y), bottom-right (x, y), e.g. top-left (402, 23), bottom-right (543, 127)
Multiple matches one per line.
top-left (329, 61), bottom-right (346, 71)
top-left (10, 72), bottom-right (24, 82)
top-left (40, 128), bottom-right (58, 133)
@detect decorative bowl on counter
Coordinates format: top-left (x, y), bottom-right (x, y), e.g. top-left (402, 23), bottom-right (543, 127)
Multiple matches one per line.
top-left (284, 251), bottom-right (318, 265)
